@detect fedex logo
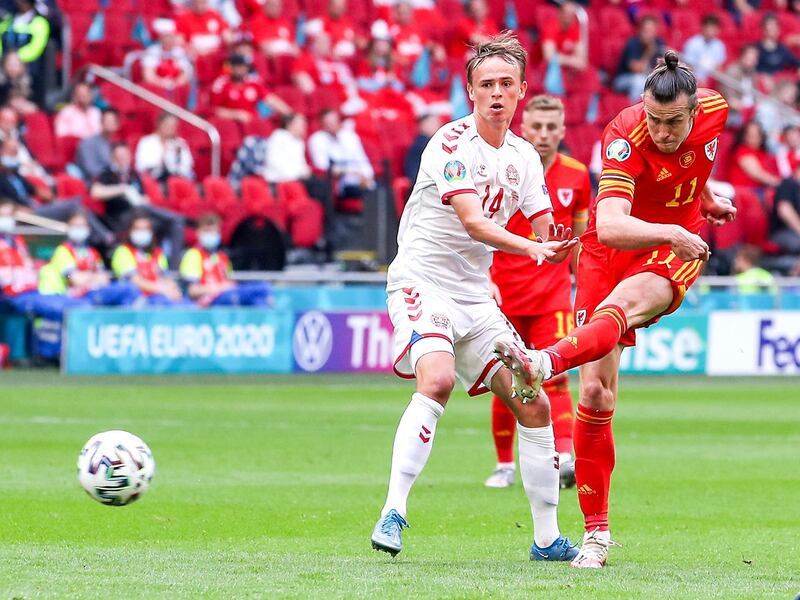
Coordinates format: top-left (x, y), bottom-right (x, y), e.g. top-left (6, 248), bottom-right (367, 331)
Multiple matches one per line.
top-left (758, 318), bottom-right (800, 370)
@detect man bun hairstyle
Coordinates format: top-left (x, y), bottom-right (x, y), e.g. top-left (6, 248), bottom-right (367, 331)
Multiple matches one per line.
top-left (466, 30), bottom-right (527, 86)
top-left (643, 50), bottom-right (697, 108)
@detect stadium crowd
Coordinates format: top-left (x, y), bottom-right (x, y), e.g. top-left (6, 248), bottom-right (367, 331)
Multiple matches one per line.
top-left (1, 0), bottom-right (800, 362)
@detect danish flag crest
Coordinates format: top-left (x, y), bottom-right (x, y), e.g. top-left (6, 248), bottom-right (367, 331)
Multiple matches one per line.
top-left (705, 138), bottom-right (718, 161)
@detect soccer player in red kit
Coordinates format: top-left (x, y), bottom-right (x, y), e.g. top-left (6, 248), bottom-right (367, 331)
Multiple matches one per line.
top-left (486, 95), bottom-right (591, 490)
top-left (493, 51), bottom-right (737, 568)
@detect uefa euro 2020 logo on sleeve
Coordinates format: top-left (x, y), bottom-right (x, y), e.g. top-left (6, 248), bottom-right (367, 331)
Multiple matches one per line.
top-left (443, 160), bottom-right (466, 182)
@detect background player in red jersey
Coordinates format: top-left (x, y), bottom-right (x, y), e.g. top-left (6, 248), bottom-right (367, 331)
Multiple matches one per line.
top-left (494, 51), bottom-right (737, 569)
top-left (485, 95), bottom-right (591, 490)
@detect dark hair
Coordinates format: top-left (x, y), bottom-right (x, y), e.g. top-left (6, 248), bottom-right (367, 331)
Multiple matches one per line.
top-left (197, 212), bottom-right (221, 227)
top-left (280, 112), bottom-right (300, 130)
top-left (102, 107), bottom-right (120, 118)
top-left (761, 12), bottom-right (779, 26)
top-left (736, 244), bottom-right (763, 266)
top-left (643, 50), bottom-right (697, 108)
top-left (68, 208), bottom-right (89, 222)
top-left (0, 197), bottom-right (15, 210)
top-left (319, 107), bottom-right (338, 120)
top-left (111, 141), bottom-right (129, 151)
top-left (701, 14), bottom-right (720, 27)
top-left (734, 120), bottom-right (768, 152)
top-left (127, 208), bottom-right (152, 230)
top-left (157, 111), bottom-right (176, 125)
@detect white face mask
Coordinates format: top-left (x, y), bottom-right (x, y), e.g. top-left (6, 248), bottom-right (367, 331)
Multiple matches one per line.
top-left (67, 226), bottom-right (90, 245)
top-left (130, 229), bottom-right (153, 248)
top-left (198, 231), bottom-right (221, 251)
top-left (0, 215), bottom-right (15, 233)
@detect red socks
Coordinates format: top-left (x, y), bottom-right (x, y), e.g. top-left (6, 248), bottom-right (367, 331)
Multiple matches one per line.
top-left (490, 394), bottom-right (517, 463)
top-left (545, 377), bottom-right (574, 455)
top-left (545, 305), bottom-right (627, 376)
top-left (574, 404), bottom-right (615, 532)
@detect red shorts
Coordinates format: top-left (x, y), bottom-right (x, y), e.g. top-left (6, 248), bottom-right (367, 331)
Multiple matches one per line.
top-left (506, 310), bottom-right (574, 351)
top-left (574, 238), bottom-right (704, 347)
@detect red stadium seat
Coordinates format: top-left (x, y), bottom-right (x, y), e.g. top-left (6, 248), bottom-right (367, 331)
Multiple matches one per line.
top-left (240, 176), bottom-right (287, 229)
top-left (24, 111), bottom-right (62, 172)
top-left (167, 176), bottom-right (205, 217)
top-left (202, 175), bottom-right (240, 214)
top-left (669, 9), bottom-right (702, 50)
top-left (55, 173), bottom-right (106, 215)
top-left (141, 173), bottom-right (169, 208)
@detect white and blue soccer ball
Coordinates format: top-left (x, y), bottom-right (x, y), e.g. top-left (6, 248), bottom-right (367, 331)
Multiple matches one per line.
top-left (77, 430), bottom-right (155, 506)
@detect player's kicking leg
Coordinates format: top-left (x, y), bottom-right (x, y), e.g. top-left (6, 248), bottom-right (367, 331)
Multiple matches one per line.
top-left (490, 365), bottom-right (578, 562)
top-left (570, 347), bottom-right (622, 569)
top-left (371, 351), bottom-right (454, 556)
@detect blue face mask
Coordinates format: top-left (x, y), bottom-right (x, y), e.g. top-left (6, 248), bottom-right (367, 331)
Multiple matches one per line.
top-left (130, 229), bottom-right (153, 248)
top-left (0, 215), bottom-right (14, 233)
top-left (1, 156), bottom-right (19, 169)
top-left (67, 226), bottom-right (90, 245)
top-left (198, 231), bottom-right (221, 251)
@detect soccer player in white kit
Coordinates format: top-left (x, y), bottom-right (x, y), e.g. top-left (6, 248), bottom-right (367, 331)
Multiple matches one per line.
top-left (371, 32), bottom-right (580, 561)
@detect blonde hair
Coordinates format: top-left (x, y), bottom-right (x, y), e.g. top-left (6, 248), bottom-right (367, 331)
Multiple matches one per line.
top-left (524, 95), bottom-right (564, 115)
top-left (466, 30), bottom-right (527, 85)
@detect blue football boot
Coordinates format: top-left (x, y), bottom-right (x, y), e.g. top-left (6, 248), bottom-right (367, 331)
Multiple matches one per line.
top-left (530, 535), bottom-right (579, 561)
top-left (370, 509), bottom-right (409, 556)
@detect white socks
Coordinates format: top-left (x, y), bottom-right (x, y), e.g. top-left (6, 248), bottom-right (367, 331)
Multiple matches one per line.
top-left (381, 393), bottom-right (445, 518)
top-left (518, 423), bottom-right (561, 548)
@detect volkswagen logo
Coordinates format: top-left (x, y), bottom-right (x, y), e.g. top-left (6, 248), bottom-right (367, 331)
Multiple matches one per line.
top-left (293, 311), bottom-right (333, 372)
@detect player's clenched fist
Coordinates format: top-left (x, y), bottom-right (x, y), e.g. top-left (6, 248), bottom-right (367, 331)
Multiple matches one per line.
top-left (668, 225), bottom-right (710, 261)
top-left (701, 193), bottom-right (737, 226)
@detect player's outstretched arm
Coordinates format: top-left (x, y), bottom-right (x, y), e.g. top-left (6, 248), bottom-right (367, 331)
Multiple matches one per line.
top-left (532, 220), bottom-right (575, 264)
top-left (450, 192), bottom-right (577, 264)
top-left (596, 196), bottom-right (710, 261)
top-left (700, 185), bottom-right (737, 226)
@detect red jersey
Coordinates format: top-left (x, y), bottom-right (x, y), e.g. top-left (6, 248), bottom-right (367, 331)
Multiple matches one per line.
top-left (590, 88), bottom-right (729, 239)
top-left (491, 153), bottom-right (592, 316)
top-left (0, 234), bottom-right (37, 296)
top-left (540, 16), bottom-right (581, 55)
top-left (175, 9), bottom-right (229, 54)
top-left (390, 23), bottom-right (426, 65)
top-left (449, 16), bottom-right (499, 59)
top-left (210, 74), bottom-right (268, 115)
top-left (249, 14), bottom-right (296, 55)
top-left (308, 15), bottom-right (357, 58)
top-left (728, 145), bottom-right (779, 189)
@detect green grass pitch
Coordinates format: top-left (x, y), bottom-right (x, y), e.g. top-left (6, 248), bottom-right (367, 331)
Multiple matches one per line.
top-left (1, 372), bottom-right (798, 599)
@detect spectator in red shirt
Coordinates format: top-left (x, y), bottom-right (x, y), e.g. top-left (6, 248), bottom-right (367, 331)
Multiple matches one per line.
top-left (142, 19), bottom-right (193, 90)
top-left (449, 0), bottom-right (498, 60)
top-left (249, 0), bottom-right (297, 57)
top-left (176, 0), bottom-right (233, 56)
top-left (304, 0), bottom-right (359, 59)
top-left (777, 124), bottom-right (800, 178)
top-left (293, 32), bottom-right (365, 114)
top-left (385, 1), bottom-right (429, 69)
top-left (210, 54), bottom-right (291, 123)
top-left (540, 0), bottom-right (586, 72)
top-left (728, 120), bottom-right (782, 192)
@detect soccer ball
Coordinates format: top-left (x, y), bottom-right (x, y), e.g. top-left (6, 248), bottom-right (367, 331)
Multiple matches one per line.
top-left (77, 430), bottom-right (155, 506)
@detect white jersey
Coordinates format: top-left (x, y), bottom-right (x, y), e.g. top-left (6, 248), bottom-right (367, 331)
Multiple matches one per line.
top-left (387, 114), bottom-right (553, 301)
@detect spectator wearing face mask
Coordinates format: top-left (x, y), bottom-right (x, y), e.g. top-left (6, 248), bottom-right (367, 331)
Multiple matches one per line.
top-left (38, 210), bottom-right (140, 306)
top-left (0, 136), bottom-right (114, 248)
top-left (179, 212), bottom-right (272, 307)
top-left (110, 212), bottom-right (186, 306)
top-left (0, 199), bottom-right (84, 360)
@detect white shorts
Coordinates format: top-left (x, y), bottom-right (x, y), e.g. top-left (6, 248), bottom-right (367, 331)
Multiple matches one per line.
top-left (387, 283), bottom-right (522, 396)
